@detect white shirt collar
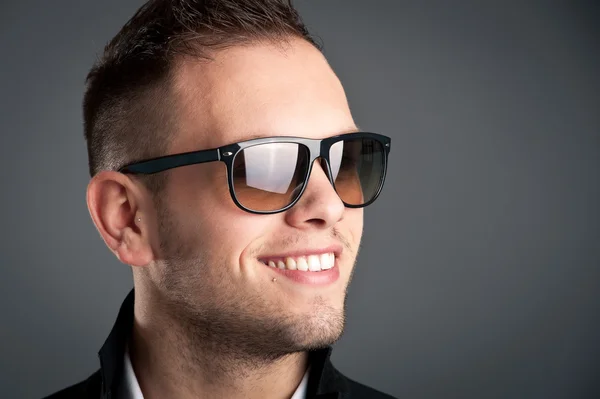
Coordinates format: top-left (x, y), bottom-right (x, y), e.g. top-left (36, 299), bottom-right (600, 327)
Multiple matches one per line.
top-left (118, 349), bottom-right (143, 399)
top-left (119, 349), bottom-right (310, 399)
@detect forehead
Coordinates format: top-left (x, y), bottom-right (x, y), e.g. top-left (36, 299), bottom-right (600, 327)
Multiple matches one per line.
top-left (169, 38), bottom-right (356, 152)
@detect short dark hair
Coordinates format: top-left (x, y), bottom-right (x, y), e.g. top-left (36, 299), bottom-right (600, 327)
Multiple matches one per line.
top-left (83, 0), bottom-right (320, 182)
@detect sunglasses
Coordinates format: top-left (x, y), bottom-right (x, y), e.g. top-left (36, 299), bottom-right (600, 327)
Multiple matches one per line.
top-left (119, 132), bottom-right (391, 214)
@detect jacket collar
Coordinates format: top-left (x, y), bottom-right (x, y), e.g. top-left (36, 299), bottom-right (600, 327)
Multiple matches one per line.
top-left (98, 289), bottom-right (347, 399)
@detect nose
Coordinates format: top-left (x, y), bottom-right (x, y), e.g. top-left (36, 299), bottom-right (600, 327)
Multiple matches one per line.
top-left (284, 159), bottom-right (345, 229)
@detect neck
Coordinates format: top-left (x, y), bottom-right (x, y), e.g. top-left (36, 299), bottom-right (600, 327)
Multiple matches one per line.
top-left (129, 290), bottom-right (309, 399)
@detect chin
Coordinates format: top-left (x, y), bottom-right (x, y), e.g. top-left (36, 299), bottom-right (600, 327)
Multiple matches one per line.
top-left (286, 304), bottom-right (346, 351)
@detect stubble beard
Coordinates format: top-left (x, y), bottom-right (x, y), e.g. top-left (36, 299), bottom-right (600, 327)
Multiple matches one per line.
top-left (152, 202), bottom-right (352, 374)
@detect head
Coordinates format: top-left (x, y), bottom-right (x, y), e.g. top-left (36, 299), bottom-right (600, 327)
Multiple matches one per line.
top-left (85, 0), bottom-right (377, 361)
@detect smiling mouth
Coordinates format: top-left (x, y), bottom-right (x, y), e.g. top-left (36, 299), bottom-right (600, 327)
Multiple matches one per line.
top-left (259, 252), bottom-right (336, 272)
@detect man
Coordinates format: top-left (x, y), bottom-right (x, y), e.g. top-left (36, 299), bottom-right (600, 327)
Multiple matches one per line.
top-left (46, 0), bottom-right (394, 398)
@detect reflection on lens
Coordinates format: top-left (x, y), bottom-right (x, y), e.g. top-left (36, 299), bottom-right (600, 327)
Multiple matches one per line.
top-left (232, 143), bottom-right (309, 212)
top-left (330, 138), bottom-right (384, 206)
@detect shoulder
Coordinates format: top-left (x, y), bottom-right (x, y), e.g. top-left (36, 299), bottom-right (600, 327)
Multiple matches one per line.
top-left (344, 375), bottom-right (398, 399)
top-left (322, 363), bottom-right (397, 399)
top-left (42, 369), bottom-right (102, 399)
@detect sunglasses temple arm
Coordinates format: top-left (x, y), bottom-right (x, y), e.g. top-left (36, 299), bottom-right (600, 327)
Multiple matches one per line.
top-left (119, 149), bottom-right (221, 174)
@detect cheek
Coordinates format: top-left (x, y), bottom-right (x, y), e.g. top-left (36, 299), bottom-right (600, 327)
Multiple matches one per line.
top-left (168, 166), bottom-right (275, 255)
top-left (178, 203), bottom-right (272, 270)
top-left (344, 208), bottom-right (364, 248)
top-left (169, 164), bottom-right (241, 226)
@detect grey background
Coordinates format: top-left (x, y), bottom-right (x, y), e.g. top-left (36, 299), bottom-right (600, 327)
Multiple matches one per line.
top-left (1, 1), bottom-right (599, 398)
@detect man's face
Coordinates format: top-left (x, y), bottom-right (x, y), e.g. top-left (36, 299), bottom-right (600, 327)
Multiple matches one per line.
top-left (145, 38), bottom-right (362, 357)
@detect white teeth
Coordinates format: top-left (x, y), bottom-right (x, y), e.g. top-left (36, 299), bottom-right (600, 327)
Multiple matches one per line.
top-left (285, 257), bottom-right (297, 270)
top-left (296, 257), bottom-right (309, 271)
top-left (263, 253), bottom-right (335, 272)
top-left (320, 253), bottom-right (333, 270)
top-left (308, 255), bottom-right (321, 271)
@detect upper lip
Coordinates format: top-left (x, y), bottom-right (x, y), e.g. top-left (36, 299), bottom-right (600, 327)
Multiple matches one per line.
top-left (258, 245), bottom-right (343, 261)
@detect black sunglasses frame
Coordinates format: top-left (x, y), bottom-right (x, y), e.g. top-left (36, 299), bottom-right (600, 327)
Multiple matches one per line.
top-left (119, 132), bottom-right (391, 214)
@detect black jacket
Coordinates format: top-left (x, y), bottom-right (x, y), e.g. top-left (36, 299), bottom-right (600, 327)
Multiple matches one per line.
top-left (44, 290), bottom-right (396, 399)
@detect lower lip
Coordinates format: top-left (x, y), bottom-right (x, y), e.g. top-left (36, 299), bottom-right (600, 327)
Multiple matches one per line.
top-left (265, 261), bottom-right (340, 285)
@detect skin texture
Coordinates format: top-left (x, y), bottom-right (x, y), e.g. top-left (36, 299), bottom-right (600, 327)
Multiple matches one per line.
top-left (87, 37), bottom-right (363, 399)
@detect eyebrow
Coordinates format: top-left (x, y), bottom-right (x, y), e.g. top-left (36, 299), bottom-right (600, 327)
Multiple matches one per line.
top-left (232, 126), bottom-right (362, 143)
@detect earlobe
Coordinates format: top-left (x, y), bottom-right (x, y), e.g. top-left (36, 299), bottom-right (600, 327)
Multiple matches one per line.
top-left (115, 227), bottom-right (154, 267)
top-left (86, 171), bottom-right (154, 267)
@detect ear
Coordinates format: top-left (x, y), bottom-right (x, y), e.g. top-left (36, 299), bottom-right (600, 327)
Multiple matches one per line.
top-left (86, 171), bottom-right (154, 267)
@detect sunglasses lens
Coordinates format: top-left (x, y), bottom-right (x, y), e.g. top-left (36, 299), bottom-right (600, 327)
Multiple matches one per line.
top-left (329, 138), bottom-right (385, 206)
top-left (232, 143), bottom-right (309, 212)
